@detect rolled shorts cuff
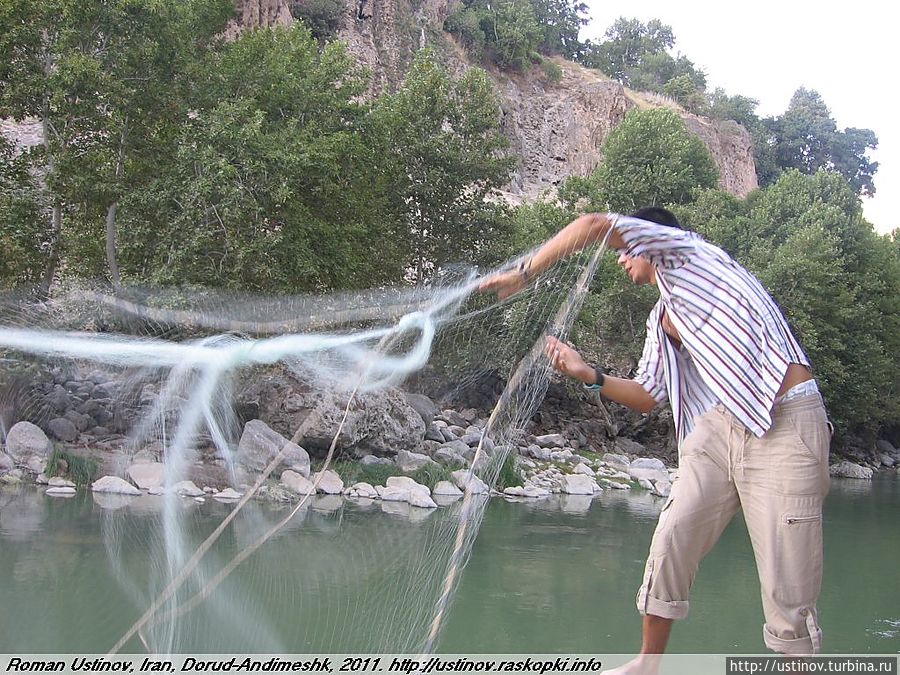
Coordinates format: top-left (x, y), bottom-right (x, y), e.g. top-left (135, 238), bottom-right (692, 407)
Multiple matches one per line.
top-left (635, 592), bottom-right (689, 620)
top-left (763, 623), bottom-right (822, 655)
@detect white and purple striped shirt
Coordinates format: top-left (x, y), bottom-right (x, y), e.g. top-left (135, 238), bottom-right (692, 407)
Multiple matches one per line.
top-left (614, 214), bottom-right (810, 442)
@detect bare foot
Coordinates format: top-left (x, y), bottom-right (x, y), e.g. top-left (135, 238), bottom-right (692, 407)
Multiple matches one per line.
top-left (602, 654), bottom-right (661, 675)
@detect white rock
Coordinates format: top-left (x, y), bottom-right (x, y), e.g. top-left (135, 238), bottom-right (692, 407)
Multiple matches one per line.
top-left (281, 470), bottom-right (316, 496)
top-left (561, 474), bottom-right (594, 495)
top-left (193, 497), bottom-right (205, 503)
top-left (600, 478), bottom-right (631, 490)
top-left (35, 473), bottom-right (50, 485)
top-left (48, 476), bottom-right (76, 488)
top-left (126, 462), bottom-right (165, 490)
top-left (213, 488), bottom-right (243, 501)
top-left (631, 457), bottom-right (667, 471)
top-left (829, 461), bottom-right (874, 479)
top-left (91, 476), bottom-right (141, 496)
top-left (573, 462), bottom-right (595, 476)
top-left (503, 486), bottom-right (525, 496)
top-left (381, 485), bottom-right (411, 502)
top-left (629, 467), bottom-right (669, 483)
top-left (173, 480), bottom-right (204, 497)
top-left (522, 486), bottom-right (551, 498)
top-left (653, 479), bottom-right (672, 498)
top-left (311, 470), bottom-right (344, 495)
top-left (5, 421), bottom-right (53, 463)
top-left (638, 478), bottom-right (655, 491)
top-left (450, 469), bottom-right (489, 494)
top-left (46, 487), bottom-right (76, 496)
top-left (386, 476), bottom-right (430, 498)
top-left (237, 419), bottom-right (310, 477)
top-left (350, 482), bottom-right (379, 498)
top-left (432, 480), bottom-right (463, 497)
top-left (407, 490), bottom-right (438, 509)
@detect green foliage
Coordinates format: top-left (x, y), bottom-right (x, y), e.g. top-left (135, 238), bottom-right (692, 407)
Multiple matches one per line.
top-left (371, 49), bottom-right (514, 283)
top-left (445, 0), bottom-right (543, 71)
top-left (528, 0), bottom-right (589, 59)
top-left (0, 138), bottom-right (46, 287)
top-left (45, 449), bottom-right (98, 485)
top-left (759, 89), bottom-right (878, 196)
top-left (290, 0), bottom-right (345, 40)
top-left (492, 451), bottom-right (523, 490)
top-left (538, 56), bottom-right (563, 82)
top-left (592, 108), bottom-right (718, 211)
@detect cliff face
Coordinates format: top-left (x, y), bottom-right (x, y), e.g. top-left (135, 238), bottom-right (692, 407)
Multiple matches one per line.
top-left (331, 0), bottom-right (758, 201)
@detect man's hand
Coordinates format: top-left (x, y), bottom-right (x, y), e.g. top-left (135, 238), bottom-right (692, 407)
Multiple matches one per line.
top-left (477, 269), bottom-right (528, 299)
top-left (544, 336), bottom-right (594, 384)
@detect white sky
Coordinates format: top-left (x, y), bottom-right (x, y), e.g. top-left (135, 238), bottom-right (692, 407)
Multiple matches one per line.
top-left (581, 0), bottom-right (898, 235)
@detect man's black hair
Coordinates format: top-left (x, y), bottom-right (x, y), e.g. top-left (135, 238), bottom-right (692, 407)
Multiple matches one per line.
top-left (630, 206), bottom-right (683, 229)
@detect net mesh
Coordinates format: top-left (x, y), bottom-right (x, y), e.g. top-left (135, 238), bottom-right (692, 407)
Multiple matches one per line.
top-left (0, 234), bottom-right (607, 654)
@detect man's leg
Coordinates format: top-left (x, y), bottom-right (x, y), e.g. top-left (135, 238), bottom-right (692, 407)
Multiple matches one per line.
top-left (737, 395), bottom-right (831, 654)
top-left (605, 407), bottom-right (740, 674)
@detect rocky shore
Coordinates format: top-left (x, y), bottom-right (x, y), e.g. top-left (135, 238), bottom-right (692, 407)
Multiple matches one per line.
top-left (1, 365), bottom-right (897, 509)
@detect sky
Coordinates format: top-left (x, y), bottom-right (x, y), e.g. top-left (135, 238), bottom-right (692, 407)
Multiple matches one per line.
top-left (581, 0), bottom-right (898, 235)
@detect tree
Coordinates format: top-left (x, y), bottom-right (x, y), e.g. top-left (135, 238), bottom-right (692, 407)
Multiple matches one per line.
top-left (371, 50), bottom-right (514, 283)
top-left (765, 88), bottom-right (878, 196)
top-left (528, 0), bottom-right (589, 59)
top-left (592, 108), bottom-right (718, 211)
top-left (0, 136), bottom-right (46, 287)
top-left (445, 0), bottom-right (543, 71)
top-left (583, 17), bottom-right (674, 84)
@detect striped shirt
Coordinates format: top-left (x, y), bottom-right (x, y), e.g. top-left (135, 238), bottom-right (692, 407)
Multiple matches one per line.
top-left (613, 214), bottom-right (810, 441)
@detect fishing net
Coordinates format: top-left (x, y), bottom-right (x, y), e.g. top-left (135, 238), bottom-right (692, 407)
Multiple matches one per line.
top-left (0, 232), bottom-right (608, 654)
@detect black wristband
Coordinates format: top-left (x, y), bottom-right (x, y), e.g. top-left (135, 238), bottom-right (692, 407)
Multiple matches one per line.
top-left (583, 365), bottom-right (605, 391)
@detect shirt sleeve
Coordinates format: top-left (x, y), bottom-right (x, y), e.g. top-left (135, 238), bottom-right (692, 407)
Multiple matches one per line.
top-left (633, 303), bottom-right (668, 405)
top-left (610, 213), bottom-right (700, 270)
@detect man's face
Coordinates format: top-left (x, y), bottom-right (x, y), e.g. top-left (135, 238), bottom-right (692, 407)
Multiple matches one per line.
top-left (617, 252), bottom-right (656, 285)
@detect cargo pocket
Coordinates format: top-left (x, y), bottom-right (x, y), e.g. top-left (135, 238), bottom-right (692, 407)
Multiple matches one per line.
top-left (774, 510), bottom-right (824, 611)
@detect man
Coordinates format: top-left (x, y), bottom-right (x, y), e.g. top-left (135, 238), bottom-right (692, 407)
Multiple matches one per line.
top-left (480, 208), bottom-right (831, 672)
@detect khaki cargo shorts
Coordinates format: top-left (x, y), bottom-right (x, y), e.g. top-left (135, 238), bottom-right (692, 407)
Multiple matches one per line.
top-left (635, 393), bottom-right (831, 654)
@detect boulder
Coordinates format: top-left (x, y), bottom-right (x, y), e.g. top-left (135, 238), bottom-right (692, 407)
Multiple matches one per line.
top-left (403, 393), bottom-right (437, 426)
top-left (533, 433), bottom-right (566, 448)
top-left (0, 452), bottom-right (13, 473)
top-left (602, 453), bottom-right (631, 470)
top-left (127, 462), bottom-right (165, 490)
top-left (241, 367), bottom-right (425, 455)
top-left (396, 449), bottom-right (436, 472)
top-left (46, 417), bottom-right (77, 442)
top-left (173, 480), bottom-right (205, 497)
top-left (432, 480), bottom-right (463, 497)
top-left (346, 482), bottom-right (378, 498)
top-left (615, 438), bottom-right (648, 456)
top-left (213, 488), bottom-right (243, 501)
top-left (91, 476), bottom-right (141, 495)
top-left (561, 474), bottom-right (594, 495)
top-left (282, 470), bottom-right (316, 495)
top-left (5, 421), bottom-right (53, 463)
top-left (829, 461), bottom-right (874, 479)
top-left (450, 469), bottom-right (489, 494)
top-left (573, 462), bottom-right (595, 476)
top-left (386, 476), bottom-right (431, 499)
top-left (311, 470), bottom-right (343, 495)
top-left (236, 419), bottom-right (310, 477)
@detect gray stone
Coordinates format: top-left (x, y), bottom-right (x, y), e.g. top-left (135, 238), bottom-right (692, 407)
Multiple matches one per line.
top-left (236, 419), bottom-right (310, 477)
top-left (879, 454), bottom-right (895, 468)
top-left (64, 410), bottom-right (91, 433)
top-left (424, 424), bottom-right (446, 443)
top-left (638, 478), bottom-right (655, 491)
top-left (573, 462), bottom-right (595, 476)
top-left (652, 479), bottom-right (672, 498)
top-left (386, 476), bottom-right (431, 498)
top-left (829, 461), bottom-right (874, 479)
top-left (631, 457), bottom-right (667, 471)
top-left (346, 482), bottom-right (379, 498)
top-left (92, 476), bottom-right (141, 495)
top-left (601, 453), bottom-right (631, 469)
top-left (629, 466), bottom-right (669, 483)
top-left (404, 393), bottom-right (437, 426)
top-left (460, 408), bottom-right (478, 424)
top-left (213, 488), bottom-right (243, 501)
top-left (48, 477), bottom-right (76, 488)
top-left (461, 432), bottom-right (484, 447)
top-left (5, 421), bottom-right (53, 463)
top-left (615, 438), bottom-right (648, 456)
top-left (433, 447), bottom-right (466, 467)
top-left (78, 399), bottom-right (101, 416)
top-left (241, 367), bottom-right (426, 455)
top-left (534, 433), bottom-right (566, 448)
top-left (875, 439), bottom-right (896, 457)
top-left (447, 425), bottom-right (468, 438)
top-left (440, 427), bottom-right (458, 442)
top-left (396, 449), bottom-right (437, 472)
top-left (0, 452), bottom-right (13, 473)
top-left (522, 486), bottom-right (551, 498)
top-left (360, 454), bottom-right (394, 467)
top-left (441, 410), bottom-right (468, 427)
